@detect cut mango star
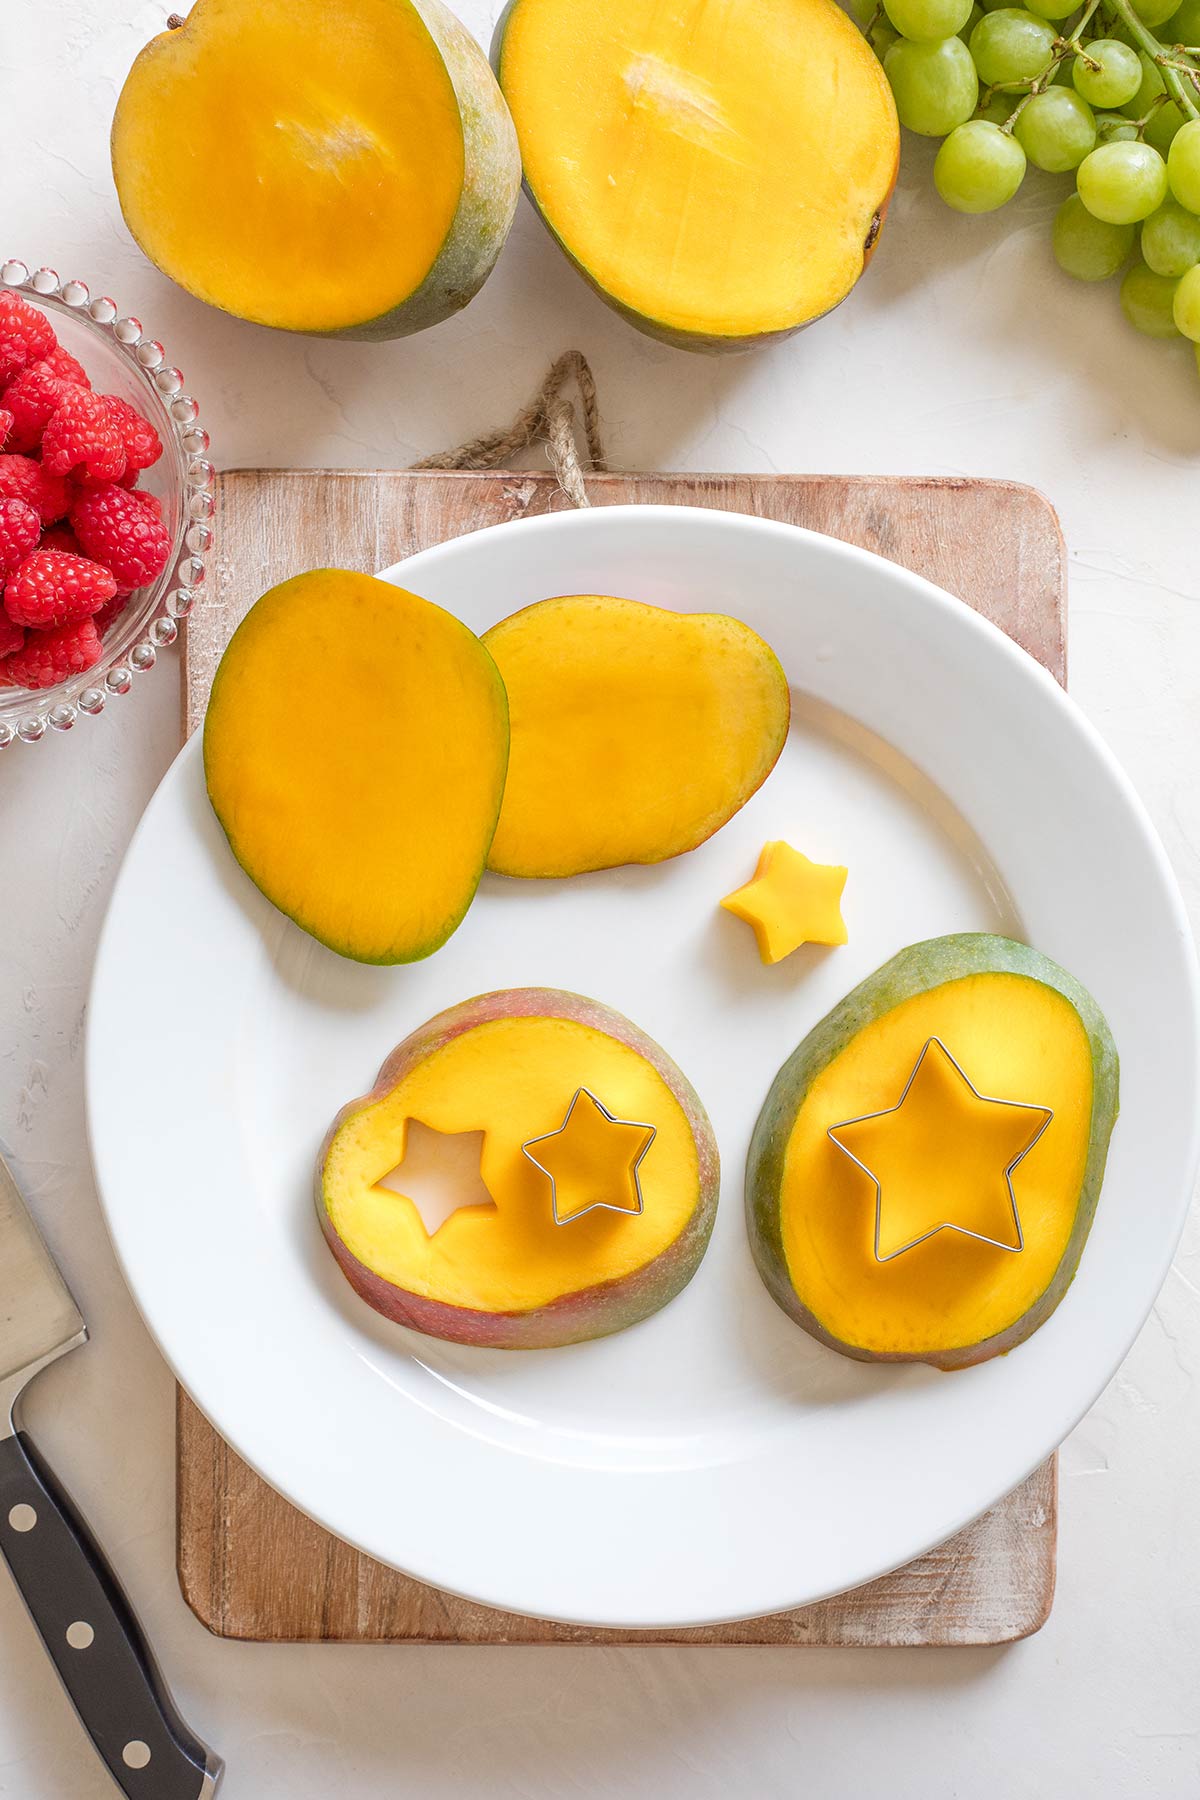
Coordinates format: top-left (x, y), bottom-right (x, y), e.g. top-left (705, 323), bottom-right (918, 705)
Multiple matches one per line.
top-left (828, 1038), bottom-right (1053, 1262)
top-left (522, 1088), bottom-right (656, 1225)
top-left (721, 841), bottom-right (848, 964)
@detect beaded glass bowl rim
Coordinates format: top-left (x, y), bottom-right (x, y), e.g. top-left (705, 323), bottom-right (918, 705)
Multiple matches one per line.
top-left (0, 259), bottom-right (214, 745)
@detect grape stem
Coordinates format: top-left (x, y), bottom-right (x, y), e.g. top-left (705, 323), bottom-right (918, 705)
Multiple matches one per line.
top-left (1134, 90), bottom-right (1174, 132)
top-left (985, 0), bottom-right (1106, 130)
top-left (1107, 0), bottom-right (1200, 119)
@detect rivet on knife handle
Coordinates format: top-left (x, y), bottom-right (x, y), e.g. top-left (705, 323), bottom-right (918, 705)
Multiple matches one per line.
top-left (0, 1431), bottom-right (221, 1798)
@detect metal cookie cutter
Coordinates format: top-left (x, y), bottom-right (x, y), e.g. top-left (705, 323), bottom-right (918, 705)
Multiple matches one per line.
top-left (826, 1036), bottom-right (1053, 1263)
top-left (522, 1087), bottom-right (656, 1225)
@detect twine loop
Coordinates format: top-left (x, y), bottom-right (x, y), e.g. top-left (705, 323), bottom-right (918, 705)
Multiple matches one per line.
top-left (412, 351), bottom-right (605, 508)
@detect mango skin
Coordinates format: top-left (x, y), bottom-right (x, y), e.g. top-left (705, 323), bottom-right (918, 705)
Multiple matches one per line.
top-left (490, 0), bottom-right (897, 355)
top-left (317, 988), bottom-right (720, 1349)
top-left (369, 0), bottom-right (520, 341)
top-left (745, 934), bottom-right (1120, 1370)
top-left (113, 0), bottom-right (520, 340)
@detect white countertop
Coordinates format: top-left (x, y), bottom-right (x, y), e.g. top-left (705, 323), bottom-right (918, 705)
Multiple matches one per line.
top-left (5, 1), bottom-right (1200, 1794)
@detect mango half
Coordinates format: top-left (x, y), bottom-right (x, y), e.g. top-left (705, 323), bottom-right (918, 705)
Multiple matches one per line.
top-left (482, 595), bottom-right (790, 876)
top-left (746, 935), bottom-right (1119, 1369)
top-left (318, 989), bottom-right (720, 1348)
top-left (203, 570), bottom-right (509, 964)
top-left (494, 0), bottom-right (899, 352)
top-left (112, 0), bottom-right (519, 338)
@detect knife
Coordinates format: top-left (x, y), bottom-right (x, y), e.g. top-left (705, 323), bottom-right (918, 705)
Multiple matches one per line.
top-left (0, 1153), bottom-right (222, 1798)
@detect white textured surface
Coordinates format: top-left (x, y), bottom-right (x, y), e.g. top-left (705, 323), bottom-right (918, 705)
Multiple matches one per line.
top-left (3, 0), bottom-right (1199, 1793)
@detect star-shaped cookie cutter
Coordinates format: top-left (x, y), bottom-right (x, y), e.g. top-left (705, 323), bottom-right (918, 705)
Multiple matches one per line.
top-left (522, 1087), bottom-right (657, 1226)
top-left (827, 1037), bottom-right (1054, 1263)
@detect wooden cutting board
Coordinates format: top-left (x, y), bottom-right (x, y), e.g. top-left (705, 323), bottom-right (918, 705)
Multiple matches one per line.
top-left (178, 468), bottom-right (1065, 1647)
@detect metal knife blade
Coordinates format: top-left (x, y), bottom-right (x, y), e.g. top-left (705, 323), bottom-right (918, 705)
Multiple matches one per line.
top-left (0, 1151), bottom-right (86, 1421)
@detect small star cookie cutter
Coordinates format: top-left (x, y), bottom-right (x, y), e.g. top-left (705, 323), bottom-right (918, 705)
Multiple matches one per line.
top-left (826, 1037), bottom-right (1054, 1263)
top-left (522, 1087), bottom-right (657, 1226)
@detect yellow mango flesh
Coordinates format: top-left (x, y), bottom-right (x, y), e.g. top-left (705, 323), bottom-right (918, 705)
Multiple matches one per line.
top-left (780, 974), bottom-right (1094, 1357)
top-left (112, 0), bottom-right (464, 332)
top-left (482, 595), bottom-right (790, 876)
top-left (324, 1015), bottom-right (700, 1311)
top-left (203, 571), bottom-right (508, 964)
top-left (498, 0), bottom-right (899, 342)
top-left (721, 842), bottom-right (849, 964)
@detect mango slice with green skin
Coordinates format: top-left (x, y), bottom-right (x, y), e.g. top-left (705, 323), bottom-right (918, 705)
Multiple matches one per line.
top-left (203, 570), bottom-right (509, 964)
top-left (318, 989), bottom-right (720, 1348)
top-left (112, 0), bottom-right (520, 338)
top-left (493, 0), bottom-right (899, 352)
top-left (746, 935), bottom-right (1119, 1369)
top-left (482, 595), bottom-right (791, 877)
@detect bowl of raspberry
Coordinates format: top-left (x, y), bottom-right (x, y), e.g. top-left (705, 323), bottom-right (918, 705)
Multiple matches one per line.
top-left (0, 261), bottom-right (213, 743)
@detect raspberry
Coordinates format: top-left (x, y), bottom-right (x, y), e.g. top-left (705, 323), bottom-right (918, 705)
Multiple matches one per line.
top-left (0, 453), bottom-right (68, 523)
top-left (45, 345), bottom-right (89, 388)
top-left (70, 482), bottom-right (171, 591)
top-left (2, 359), bottom-right (69, 453)
top-left (5, 548), bottom-right (117, 628)
top-left (1, 348), bottom-right (90, 454)
top-left (0, 410), bottom-right (11, 450)
top-left (42, 385), bottom-right (126, 484)
top-left (0, 609), bottom-right (24, 659)
top-left (93, 593), bottom-right (129, 637)
top-left (127, 486), bottom-right (163, 519)
top-left (0, 617), bottom-right (102, 689)
top-left (0, 498), bottom-right (40, 574)
top-left (105, 396), bottom-right (162, 475)
top-left (0, 293), bottom-right (57, 384)
top-left (38, 521), bottom-right (83, 556)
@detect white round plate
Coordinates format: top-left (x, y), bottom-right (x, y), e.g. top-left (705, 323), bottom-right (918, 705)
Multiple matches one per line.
top-left (87, 507), bottom-right (1199, 1628)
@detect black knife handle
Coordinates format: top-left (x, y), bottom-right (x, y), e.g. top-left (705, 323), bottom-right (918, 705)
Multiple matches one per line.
top-left (0, 1430), bottom-right (220, 1799)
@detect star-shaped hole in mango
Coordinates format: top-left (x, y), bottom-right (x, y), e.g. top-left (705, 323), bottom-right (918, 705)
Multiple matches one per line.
top-left (374, 1119), bottom-right (497, 1237)
top-left (522, 1088), bottom-right (656, 1225)
top-left (827, 1038), bottom-right (1053, 1262)
top-left (721, 841), bottom-right (848, 964)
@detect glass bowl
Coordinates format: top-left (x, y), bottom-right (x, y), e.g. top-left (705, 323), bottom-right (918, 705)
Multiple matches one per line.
top-left (0, 259), bottom-right (214, 745)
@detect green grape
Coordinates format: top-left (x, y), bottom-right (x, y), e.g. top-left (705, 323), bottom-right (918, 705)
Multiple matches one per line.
top-left (1120, 53), bottom-right (1166, 117)
top-left (969, 8), bottom-right (1056, 84)
top-left (1173, 261), bottom-right (1200, 334)
top-left (871, 20), bottom-right (902, 55)
top-left (885, 36), bottom-right (979, 133)
top-left (885, 0), bottom-right (973, 39)
top-left (1168, 117), bottom-right (1200, 209)
top-left (1132, 0), bottom-right (1181, 26)
top-left (1096, 112), bottom-right (1140, 141)
top-left (977, 90), bottom-right (1018, 120)
top-left (934, 119), bottom-right (1027, 207)
top-left (1146, 99), bottom-right (1187, 154)
top-left (1071, 39), bottom-right (1142, 107)
top-left (1140, 198), bottom-right (1200, 272)
top-left (1077, 140), bottom-right (1169, 221)
top-left (1118, 52), bottom-right (1187, 150)
top-left (1164, 0), bottom-right (1200, 40)
top-left (1015, 87), bottom-right (1097, 169)
top-left (959, 2), bottom-right (984, 38)
top-left (1052, 192), bottom-right (1136, 276)
top-left (1121, 259), bottom-right (1182, 331)
top-left (1025, 0), bottom-right (1077, 17)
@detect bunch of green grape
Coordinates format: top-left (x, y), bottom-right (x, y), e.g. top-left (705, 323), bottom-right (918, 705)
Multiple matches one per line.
top-left (866, 0), bottom-right (1200, 366)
